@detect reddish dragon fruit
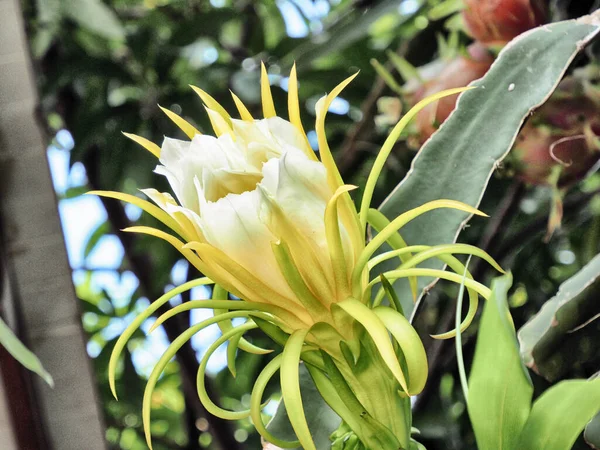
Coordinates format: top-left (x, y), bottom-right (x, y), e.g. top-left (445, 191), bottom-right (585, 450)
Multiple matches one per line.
top-left (407, 43), bottom-right (494, 144)
top-left (462, 0), bottom-right (549, 46)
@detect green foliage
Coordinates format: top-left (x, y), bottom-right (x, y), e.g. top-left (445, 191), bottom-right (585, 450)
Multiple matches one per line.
top-left (467, 273), bottom-right (533, 450)
top-left (517, 379), bottom-right (600, 450)
top-left (468, 273), bottom-right (600, 450)
top-left (585, 407), bottom-right (600, 449)
top-left (22, 0), bottom-right (600, 448)
top-left (518, 252), bottom-right (600, 381)
top-left (376, 14), bottom-right (600, 315)
top-left (0, 317), bottom-right (53, 386)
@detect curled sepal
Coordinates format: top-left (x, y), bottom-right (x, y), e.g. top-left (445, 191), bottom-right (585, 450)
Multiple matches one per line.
top-left (367, 208), bottom-right (418, 300)
top-left (395, 244), bottom-right (504, 274)
top-left (379, 274), bottom-right (404, 316)
top-left (253, 317), bottom-right (326, 371)
top-left (271, 240), bottom-right (330, 321)
top-left (373, 306), bottom-right (428, 395)
top-left (143, 317), bottom-right (257, 449)
top-left (354, 199), bottom-right (487, 294)
top-left (325, 185), bottom-right (358, 299)
top-left (359, 86), bottom-right (475, 231)
top-left (108, 277), bottom-right (212, 400)
top-left (147, 299), bottom-right (279, 333)
top-left (195, 322), bottom-right (260, 423)
top-left (335, 298), bottom-right (409, 394)
top-left (87, 191), bottom-right (186, 239)
top-left (367, 268), bottom-right (490, 301)
top-left (281, 329), bottom-right (316, 450)
top-left (250, 354), bottom-right (301, 448)
top-left (370, 243), bottom-right (503, 274)
top-left (213, 286), bottom-right (264, 376)
top-left (123, 226), bottom-right (209, 276)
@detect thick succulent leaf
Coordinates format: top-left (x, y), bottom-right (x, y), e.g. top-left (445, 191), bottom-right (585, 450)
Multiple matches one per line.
top-left (518, 252), bottom-right (600, 381)
top-left (266, 364), bottom-right (341, 450)
top-left (376, 12), bottom-right (600, 316)
top-left (0, 317), bottom-right (53, 387)
top-left (467, 273), bottom-right (533, 450)
top-left (585, 373), bottom-right (600, 449)
top-left (586, 411), bottom-right (600, 449)
top-left (517, 379), bottom-right (600, 450)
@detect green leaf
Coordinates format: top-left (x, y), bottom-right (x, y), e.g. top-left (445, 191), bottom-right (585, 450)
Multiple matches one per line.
top-left (376, 13), bottom-right (600, 316)
top-left (84, 221), bottom-right (111, 258)
top-left (288, 0), bottom-right (421, 69)
top-left (518, 252), bottom-right (600, 381)
top-left (517, 379), bottom-right (600, 450)
top-left (61, 0), bottom-right (125, 41)
top-left (467, 273), bottom-right (533, 450)
top-left (585, 410), bottom-right (600, 449)
top-left (428, 0), bottom-right (464, 20)
top-left (266, 364), bottom-right (342, 450)
top-left (0, 317), bottom-right (53, 387)
top-left (61, 186), bottom-right (89, 200)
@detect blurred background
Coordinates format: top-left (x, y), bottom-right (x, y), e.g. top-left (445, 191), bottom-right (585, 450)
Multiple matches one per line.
top-left (1, 0), bottom-right (600, 449)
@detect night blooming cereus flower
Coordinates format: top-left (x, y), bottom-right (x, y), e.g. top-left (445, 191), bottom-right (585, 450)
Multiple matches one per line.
top-left (93, 64), bottom-right (502, 450)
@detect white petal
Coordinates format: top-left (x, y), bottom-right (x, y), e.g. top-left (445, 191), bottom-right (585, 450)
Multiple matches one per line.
top-left (198, 190), bottom-right (294, 298)
top-left (264, 116), bottom-right (308, 154)
top-left (260, 151), bottom-right (331, 251)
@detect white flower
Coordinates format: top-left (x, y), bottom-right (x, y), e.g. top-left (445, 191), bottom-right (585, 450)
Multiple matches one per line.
top-left (151, 115), bottom-right (345, 316)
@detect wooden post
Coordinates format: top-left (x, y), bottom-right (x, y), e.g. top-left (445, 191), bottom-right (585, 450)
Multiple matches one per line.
top-left (0, 0), bottom-right (107, 448)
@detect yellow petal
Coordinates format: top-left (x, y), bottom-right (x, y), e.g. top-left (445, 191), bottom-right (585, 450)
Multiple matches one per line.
top-left (205, 107), bottom-right (233, 137)
top-left (261, 62), bottom-right (276, 118)
top-left (159, 105), bottom-right (200, 139)
top-left (122, 132), bottom-right (160, 158)
top-left (190, 85), bottom-right (232, 125)
top-left (87, 190), bottom-right (185, 238)
top-left (287, 63), bottom-right (316, 160)
top-left (230, 91), bottom-right (254, 121)
top-left (314, 73), bottom-right (364, 262)
top-left (314, 72), bottom-right (359, 191)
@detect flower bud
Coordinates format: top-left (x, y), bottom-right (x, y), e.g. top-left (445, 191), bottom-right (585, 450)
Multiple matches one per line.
top-left (463, 0), bottom-right (548, 46)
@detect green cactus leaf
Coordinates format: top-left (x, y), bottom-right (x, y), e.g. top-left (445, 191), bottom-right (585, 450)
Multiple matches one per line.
top-left (516, 379), bottom-right (600, 450)
top-left (467, 273), bottom-right (534, 450)
top-left (517, 253), bottom-right (600, 381)
top-left (376, 12), bottom-right (600, 316)
top-left (585, 409), bottom-right (600, 449)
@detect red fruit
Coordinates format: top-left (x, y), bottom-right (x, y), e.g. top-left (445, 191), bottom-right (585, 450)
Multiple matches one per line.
top-left (409, 43), bottom-right (494, 143)
top-left (513, 74), bottom-right (600, 186)
top-left (462, 0), bottom-right (548, 45)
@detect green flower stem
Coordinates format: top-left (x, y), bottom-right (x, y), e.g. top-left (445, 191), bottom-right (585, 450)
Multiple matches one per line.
top-left (330, 336), bottom-right (412, 449)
